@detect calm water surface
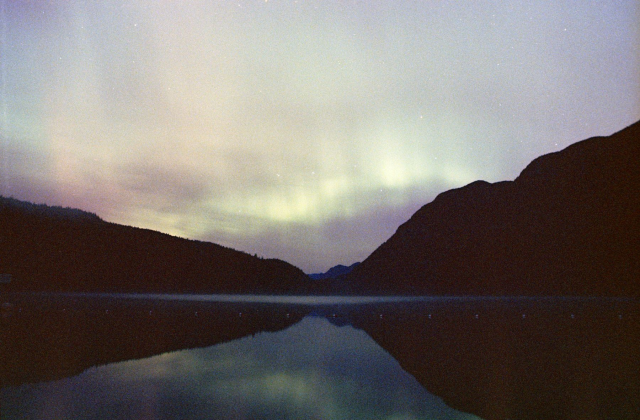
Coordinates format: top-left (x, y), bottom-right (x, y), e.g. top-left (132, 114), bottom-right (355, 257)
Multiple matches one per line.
top-left (1, 294), bottom-right (638, 420)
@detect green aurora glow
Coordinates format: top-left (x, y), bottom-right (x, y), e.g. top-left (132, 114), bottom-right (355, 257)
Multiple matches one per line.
top-left (1, 1), bottom-right (638, 272)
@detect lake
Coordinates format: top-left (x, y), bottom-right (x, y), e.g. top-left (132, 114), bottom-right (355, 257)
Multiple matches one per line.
top-left (1, 294), bottom-right (638, 420)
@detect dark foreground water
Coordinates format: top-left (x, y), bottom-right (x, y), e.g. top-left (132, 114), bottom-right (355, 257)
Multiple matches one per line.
top-left (0, 294), bottom-right (638, 420)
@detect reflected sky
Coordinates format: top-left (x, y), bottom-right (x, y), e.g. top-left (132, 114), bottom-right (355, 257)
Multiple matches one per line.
top-left (1, 316), bottom-right (480, 420)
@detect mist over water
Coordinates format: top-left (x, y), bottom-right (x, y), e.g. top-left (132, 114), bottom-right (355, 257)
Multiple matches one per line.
top-left (34, 292), bottom-right (636, 305)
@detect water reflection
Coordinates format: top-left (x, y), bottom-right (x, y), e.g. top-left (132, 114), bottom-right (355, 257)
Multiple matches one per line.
top-left (82, 317), bottom-right (473, 419)
top-left (1, 296), bottom-right (478, 420)
top-left (351, 299), bottom-right (640, 420)
top-left (1, 295), bottom-right (638, 420)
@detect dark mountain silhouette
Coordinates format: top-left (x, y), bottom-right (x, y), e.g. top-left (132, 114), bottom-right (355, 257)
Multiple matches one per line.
top-left (0, 196), bottom-right (309, 293)
top-left (308, 262), bottom-right (360, 280)
top-left (347, 120), bottom-right (640, 296)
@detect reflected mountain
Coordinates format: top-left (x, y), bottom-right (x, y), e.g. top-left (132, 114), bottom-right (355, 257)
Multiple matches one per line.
top-left (0, 295), bottom-right (304, 388)
top-left (350, 299), bottom-right (640, 420)
top-left (2, 296), bottom-right (638, 419)
top-left (1, 295), bottom-right (481, 420)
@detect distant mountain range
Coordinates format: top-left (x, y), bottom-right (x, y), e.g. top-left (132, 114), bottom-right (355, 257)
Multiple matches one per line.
top-left (345, 120), bottom-right (640, 296)
top-left (308, 263), bottom-right (360, 280)
top-left (2, 120), bottom-right (638, 296)
top-left (0, 197), bottom-right (308, 294)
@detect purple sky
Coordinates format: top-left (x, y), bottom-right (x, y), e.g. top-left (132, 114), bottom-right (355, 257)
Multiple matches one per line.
top-left (1, 1), bottom-right (639, 273)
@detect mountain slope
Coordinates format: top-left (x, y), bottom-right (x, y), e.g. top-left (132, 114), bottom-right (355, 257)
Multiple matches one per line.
top-left (308, 263), bottom-right (360, 280)
top-left (347, 121), bottom-right (640, 296)
top-left (0, 197), bottom-right (308, 293)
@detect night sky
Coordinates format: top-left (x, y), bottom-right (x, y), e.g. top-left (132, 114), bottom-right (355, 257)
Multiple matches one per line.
top-left (1, 1), bottom-right (638, 273)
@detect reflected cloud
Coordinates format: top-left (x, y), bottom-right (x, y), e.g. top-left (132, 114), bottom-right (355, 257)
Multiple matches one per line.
top-left (9, 297), bottom-right (633, 419)
top-left (2, 315), bottom-right (480, 420)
